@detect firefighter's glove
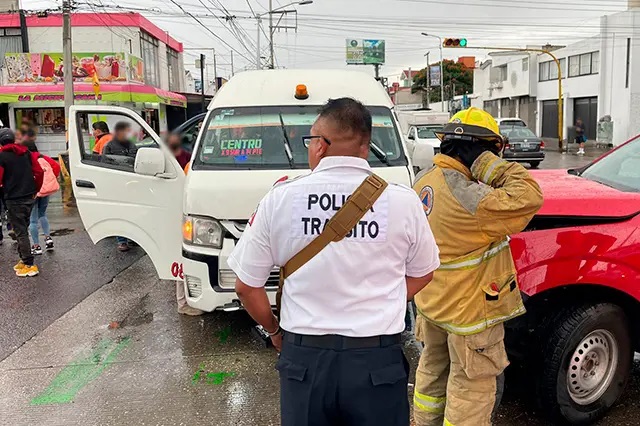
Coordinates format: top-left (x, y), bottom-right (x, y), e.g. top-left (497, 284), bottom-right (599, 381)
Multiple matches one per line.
top-left (456, 142), bottom-right (490, 170)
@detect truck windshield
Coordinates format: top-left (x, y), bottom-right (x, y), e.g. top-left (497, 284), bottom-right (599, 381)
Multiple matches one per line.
top-left (417, 126), bottom-right (443, 139)
top-left (193, 105), bottom-right (407, 170)
top-left (581, 139), bottom-right (640, 192)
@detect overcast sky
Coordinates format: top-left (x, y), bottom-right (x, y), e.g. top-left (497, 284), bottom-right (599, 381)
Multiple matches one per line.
top-left (25, 0), bottom-right (629, 81)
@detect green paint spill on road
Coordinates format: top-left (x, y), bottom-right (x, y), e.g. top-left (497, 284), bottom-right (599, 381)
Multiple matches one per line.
top-left (30, 337), bottom-right (131, 406)
top-left (192, 363), bottom-right (206, 385)
top-left (191, 363), bottom-right (235, 385)
top-left (205, 372), bottom-right (235, 385)
top-left (217, 326), bottom-right (231, 343)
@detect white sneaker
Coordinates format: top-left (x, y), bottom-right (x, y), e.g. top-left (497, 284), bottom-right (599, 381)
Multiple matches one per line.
top-left (178, 305), bottom-right (205, 316)
top-left (578, 149), bottom-right (585, 156)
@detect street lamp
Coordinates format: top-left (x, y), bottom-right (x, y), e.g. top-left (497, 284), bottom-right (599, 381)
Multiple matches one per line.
top-left (421, 33), bottom-right (446, 113)
top-left (255, 0), bottom-right (313, 70)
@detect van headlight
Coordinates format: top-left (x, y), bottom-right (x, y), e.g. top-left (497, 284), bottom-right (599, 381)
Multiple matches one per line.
top-left (183, 215), bottom-right (223, 248)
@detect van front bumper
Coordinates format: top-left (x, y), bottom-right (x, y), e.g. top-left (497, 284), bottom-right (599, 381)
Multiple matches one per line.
top-left (182, 247), bottom-right (277, 312)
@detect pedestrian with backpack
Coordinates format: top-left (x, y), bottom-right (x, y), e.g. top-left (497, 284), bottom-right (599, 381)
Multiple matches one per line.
top-left (29, 151), bottom-right (60, 255)
top-left (0, 129), bottom-right (44, 277)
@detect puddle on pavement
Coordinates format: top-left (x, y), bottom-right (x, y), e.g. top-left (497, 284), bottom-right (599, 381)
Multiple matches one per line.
top-left (120, 294), bottom-right (154, 327)
top-left (50, 228), bottom-right (75, 237)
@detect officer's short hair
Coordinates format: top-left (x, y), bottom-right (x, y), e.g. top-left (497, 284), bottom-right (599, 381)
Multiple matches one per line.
top-left (318, 98), bottom-right (372, 143)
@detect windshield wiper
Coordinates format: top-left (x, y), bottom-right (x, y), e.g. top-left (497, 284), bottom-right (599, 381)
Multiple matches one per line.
top-left (370, 139), bottom-right (390, 166)
top-left (278, 113), bottom-right (295, 168)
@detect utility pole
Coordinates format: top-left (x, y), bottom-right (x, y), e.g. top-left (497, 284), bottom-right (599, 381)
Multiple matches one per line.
top-left (256, 17), bottom-right (261, 70)
top-left (268, 0), bottom-right (274, 69)
top-left (199, 53), bottom-right (205, 112)
top-left (425, 52), bottom-right (430, 109)
top-left (62, 0), bottom-right (73, 127)
top-left (230, 51), bottom-right (234, 76)
top-left (213, 51), bottom-right (218, 92)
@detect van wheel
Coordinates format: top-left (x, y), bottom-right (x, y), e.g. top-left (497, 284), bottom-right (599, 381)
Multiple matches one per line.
top-left (529, 161), bottom-right (541, 169)
top-left (538, 303), bottom-right (632, 424)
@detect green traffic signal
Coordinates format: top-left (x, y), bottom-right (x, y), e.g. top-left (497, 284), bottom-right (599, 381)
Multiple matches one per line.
top-left (460, 38), bottom-right (468, 47)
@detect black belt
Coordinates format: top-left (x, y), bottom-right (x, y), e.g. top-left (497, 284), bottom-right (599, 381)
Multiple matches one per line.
top-left (284, 331), bottom-right (402, 350)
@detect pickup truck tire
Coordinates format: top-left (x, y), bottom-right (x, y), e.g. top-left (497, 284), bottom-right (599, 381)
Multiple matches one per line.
top-left (529, 161), bottom-right (541, 169)
top-left (538, 303), bottom-right (632, 425)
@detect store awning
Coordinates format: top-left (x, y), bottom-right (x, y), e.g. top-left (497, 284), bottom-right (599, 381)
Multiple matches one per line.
top-left (0, 83), bottom-right (187, 108)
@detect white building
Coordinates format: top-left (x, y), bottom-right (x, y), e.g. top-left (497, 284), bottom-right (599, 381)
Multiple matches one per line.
top-left (473, 49), bottom-right (540, 129)
top-left (474, 5), bottom-right (640, 147)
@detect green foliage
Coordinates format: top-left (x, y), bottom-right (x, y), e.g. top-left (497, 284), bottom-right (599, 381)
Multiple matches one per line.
top-left (411, 59), bottom-right (473, 104)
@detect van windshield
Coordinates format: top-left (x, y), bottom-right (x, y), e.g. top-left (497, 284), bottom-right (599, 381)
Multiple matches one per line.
top-left (193, 105), bottom-right (407, 170)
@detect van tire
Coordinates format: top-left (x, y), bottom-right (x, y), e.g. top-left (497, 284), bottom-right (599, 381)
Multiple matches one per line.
top-left (529, 161), bottom-right (541, 169)
top-left (538, 303), bottom-right (632, 425)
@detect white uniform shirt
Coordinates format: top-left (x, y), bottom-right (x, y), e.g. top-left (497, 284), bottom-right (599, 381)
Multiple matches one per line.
top-left (228, 156), bottom-right (440, 337)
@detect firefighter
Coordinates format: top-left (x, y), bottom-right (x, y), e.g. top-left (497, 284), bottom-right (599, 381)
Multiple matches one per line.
top-left (412, 107), bottom-right (544, 426)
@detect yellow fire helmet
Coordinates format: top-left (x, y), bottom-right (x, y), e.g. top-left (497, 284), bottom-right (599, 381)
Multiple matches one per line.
top-left (435, 107), bottom-right (505, 151)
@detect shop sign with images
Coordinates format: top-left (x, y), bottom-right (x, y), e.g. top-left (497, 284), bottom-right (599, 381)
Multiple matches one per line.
top-left (5, 52), bottom-right (130, 83)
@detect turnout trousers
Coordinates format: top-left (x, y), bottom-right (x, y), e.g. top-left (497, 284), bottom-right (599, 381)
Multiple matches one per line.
top-left (413, 316), bottom-right (508, 426)
top-left (278, 332), bottom-right (410, 426)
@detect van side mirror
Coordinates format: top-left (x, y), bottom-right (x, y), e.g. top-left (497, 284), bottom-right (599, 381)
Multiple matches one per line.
top-left (412, 144), bottom-right (435, 172)
top-left (408, 133), bottom-right (415, 140)
top-left (135, 147), bottom-right (166, 177)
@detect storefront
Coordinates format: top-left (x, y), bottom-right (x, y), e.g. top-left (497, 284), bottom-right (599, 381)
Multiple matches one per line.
top-left (0, 83), bottom-right (186, 157)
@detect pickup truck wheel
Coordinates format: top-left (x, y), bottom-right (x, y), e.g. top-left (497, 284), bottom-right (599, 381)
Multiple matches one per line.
top-left (529, 161), bottom-right (541, 168)
top-left (539, 303), bottom-right (632, 424)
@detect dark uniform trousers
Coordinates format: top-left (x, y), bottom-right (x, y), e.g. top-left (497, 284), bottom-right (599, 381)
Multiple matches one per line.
top-left (277, 332), bottom-right (410, 426)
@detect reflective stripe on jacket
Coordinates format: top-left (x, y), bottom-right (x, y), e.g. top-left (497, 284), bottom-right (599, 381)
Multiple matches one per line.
top-left (413, 152), bottom-right (543, 335)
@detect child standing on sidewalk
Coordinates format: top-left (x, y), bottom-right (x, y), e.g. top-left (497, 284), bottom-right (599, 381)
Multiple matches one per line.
top-left (0, 129), bottom-right (44, 276)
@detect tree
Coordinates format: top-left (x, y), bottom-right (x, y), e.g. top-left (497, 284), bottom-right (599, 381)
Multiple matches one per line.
top-left (411, 59), bottom-right (473, 104)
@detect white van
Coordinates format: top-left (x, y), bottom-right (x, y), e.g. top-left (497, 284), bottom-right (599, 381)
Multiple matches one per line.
top-left (69, 69), bottom-right (427, 312)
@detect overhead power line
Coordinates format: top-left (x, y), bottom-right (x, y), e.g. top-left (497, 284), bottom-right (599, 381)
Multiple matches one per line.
top-left (166, 0), bottom-right (254, 64)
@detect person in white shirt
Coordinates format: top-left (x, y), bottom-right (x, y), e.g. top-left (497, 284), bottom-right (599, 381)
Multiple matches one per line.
top-left (229, 97), bottom-right (440, 426)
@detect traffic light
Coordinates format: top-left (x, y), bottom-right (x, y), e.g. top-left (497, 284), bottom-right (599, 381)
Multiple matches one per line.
top-left (443, 38), bottom-right (468, 48)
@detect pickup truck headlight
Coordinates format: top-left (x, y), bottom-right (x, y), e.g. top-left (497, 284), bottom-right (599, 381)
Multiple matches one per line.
top-left (183, 215), bottom-right (223, 248)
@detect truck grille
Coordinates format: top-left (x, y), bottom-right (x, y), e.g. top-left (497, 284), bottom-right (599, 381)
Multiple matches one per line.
top-left (185, 275), bottom-right (203, 298)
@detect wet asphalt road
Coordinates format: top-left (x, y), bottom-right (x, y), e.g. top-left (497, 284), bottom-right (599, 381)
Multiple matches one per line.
top-left (0, 190), bottom-right (144, 361)
top-left (1, 149), bottom-right (627, 425)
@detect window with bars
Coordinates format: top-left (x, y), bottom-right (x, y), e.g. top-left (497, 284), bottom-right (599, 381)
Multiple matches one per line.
top-left (568, 51), bottom-right (599, 77)
top-left (167, 48), bottom-right (180, 91)
top-left (140, 31), bottom-right (160, 87)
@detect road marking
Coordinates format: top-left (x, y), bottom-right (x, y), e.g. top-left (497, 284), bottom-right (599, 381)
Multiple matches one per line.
top-left (30, 337), bottom-right (131, 405)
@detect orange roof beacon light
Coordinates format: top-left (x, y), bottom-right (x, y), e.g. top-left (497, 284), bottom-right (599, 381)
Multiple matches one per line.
top-left (295, 84), bottom-right (309, 100)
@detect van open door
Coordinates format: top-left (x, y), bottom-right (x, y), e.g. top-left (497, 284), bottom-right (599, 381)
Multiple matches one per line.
top-left (68, 105), bottom-right (184, 280)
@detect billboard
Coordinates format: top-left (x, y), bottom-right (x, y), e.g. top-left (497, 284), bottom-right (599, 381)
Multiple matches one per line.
top-left (429, 65), bottom-right (441, 87)
top-left (346, 39), bottom-right (385, 65)
top-left (128, 55), bottom-right (145, 84)
top-left (5, 52), bottom-right (128, 83)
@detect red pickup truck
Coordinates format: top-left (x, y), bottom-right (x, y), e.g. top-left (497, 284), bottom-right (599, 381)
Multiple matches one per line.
top-left (508, 136), bottom-right (640, 424)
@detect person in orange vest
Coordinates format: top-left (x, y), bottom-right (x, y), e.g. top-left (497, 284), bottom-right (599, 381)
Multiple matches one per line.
top-left (92, 121), bottom-right (113, 155)
top-left (412, 108), bottom-right (543, 426)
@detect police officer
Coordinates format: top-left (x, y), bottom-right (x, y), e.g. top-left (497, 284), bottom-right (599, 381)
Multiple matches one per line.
top-left (229, 97), bottom-right (440, 426)
top-left (412, 107), bottom-right (543, 426)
